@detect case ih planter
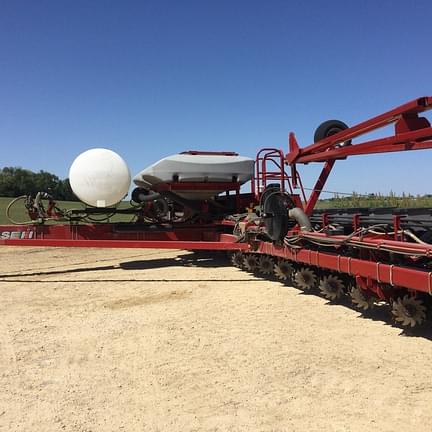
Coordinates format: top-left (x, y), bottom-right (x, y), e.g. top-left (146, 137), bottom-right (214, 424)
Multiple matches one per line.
top-left (2, 96), bottom-right (432, 328)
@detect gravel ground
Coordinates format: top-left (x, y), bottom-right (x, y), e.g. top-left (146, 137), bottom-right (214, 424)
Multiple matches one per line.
top-left (1, 246), bottom-right (432, 432)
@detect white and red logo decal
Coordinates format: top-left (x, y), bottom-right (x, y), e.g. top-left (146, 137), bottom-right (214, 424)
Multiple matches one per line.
top-left (0, 231), bottom-right (35, 240)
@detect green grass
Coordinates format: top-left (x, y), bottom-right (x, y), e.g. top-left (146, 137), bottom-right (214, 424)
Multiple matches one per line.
top-left (2, 193), bottom-right (432, 226)
top-left (0, 196), bottom-right (135, 225)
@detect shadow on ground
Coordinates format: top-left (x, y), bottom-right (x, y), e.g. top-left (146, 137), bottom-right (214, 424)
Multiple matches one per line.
top-left (0, 251), bottom-right (258, 283)
top-left (120, 250), bottom-right (230, 270)
top-left (249, 270), bottom-right (432, 340)
top-left (1, 249), bottom-right (432, 339)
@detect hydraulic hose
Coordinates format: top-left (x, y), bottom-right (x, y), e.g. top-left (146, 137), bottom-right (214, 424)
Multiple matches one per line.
top-left (6, 196), bottom-right (39, 225)
top-left (132, 190), bottom-right (161, 203)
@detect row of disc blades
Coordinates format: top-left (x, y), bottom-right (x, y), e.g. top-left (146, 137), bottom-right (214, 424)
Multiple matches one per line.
top-left (230, 252), bottom-right (427, 328)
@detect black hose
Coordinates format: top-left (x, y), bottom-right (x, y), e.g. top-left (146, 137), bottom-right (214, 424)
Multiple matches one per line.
top-left (132, 190), bottom-right (161, 203)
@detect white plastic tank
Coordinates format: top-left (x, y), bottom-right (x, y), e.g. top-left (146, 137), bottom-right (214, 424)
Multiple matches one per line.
top-left (69, 148), bottom-right (131, 207)
top-left (133, 152), bottom-right (254, 200)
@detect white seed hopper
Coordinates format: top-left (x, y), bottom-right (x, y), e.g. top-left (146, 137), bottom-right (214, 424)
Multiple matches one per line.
top-left (133, 152), bottom-right (255, 200)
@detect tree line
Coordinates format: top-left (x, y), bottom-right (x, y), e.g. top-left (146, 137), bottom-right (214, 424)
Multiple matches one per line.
top-left (2, 166), bottom-right (431, 208)
top-left (0, 167), bottom-right (77, 201)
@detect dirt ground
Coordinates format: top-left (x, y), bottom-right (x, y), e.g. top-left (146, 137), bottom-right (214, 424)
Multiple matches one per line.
top-left (1, 246), bottom-right (432, 432)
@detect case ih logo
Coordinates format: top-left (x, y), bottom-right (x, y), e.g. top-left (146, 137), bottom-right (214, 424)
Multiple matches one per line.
top-left (0, 230), bottom-right (35, 239)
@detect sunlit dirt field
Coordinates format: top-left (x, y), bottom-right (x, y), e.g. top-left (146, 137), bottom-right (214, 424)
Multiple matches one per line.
top-left (1, 246), bottom-right (432, 431)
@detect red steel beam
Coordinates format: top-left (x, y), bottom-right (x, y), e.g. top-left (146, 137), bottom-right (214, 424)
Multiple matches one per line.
top-left (287, 96), bottom-right (432, 163)
top-left (284, 97), bottom-right (432, 217)
top-left (296, 130), bottom-right (432, 163)
top-left (256, 241), bottom-right (432, 294)
top-left (0, 238), bottom-right (250, 250)
top-left (0, 224), bottom-right (249, 250)
top-left (153, 182), bottom-right (240, 191)
top-left (303, 160), bottom-right (335, 216)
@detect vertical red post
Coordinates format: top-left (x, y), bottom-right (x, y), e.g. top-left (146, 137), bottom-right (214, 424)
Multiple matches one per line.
top-left (304, 160), bottom-right (336, 216)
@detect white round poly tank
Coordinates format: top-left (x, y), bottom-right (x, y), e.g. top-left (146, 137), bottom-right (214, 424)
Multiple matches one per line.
top-left (69, 148), bottom-right (131, 207)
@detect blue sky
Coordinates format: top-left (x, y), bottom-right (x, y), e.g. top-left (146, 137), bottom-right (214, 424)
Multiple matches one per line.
top-left (0, 0), bottom-right (431, 196)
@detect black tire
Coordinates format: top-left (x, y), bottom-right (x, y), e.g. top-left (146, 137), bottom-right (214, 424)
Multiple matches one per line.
top-left (259, 183), bottom-right (281, 209)
top-left (263, 192), bottom-right (292, 242)
top-left (314, 119), bottom-right (351, 146)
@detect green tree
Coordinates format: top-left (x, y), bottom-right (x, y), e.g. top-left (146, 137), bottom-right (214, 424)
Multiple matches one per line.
top-left (0, 167), bottom-right (78, 201)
